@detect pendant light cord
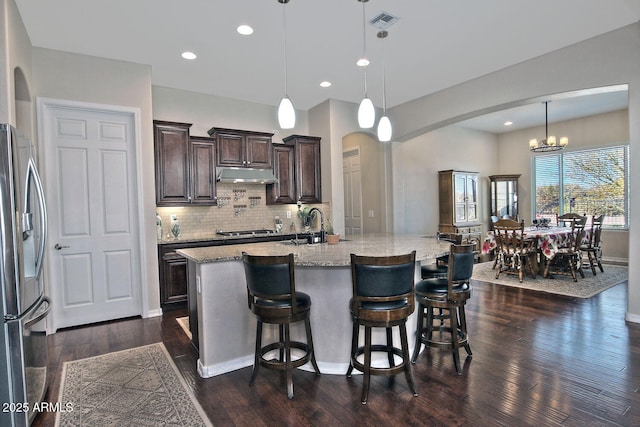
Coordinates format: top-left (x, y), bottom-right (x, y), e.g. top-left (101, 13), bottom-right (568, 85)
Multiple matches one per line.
top-left (361, 1), bottom-right (368, 96)
top-left (282, 2), bottom-right (289, 96)
top-left (381, 34), bottom-right (386, 113)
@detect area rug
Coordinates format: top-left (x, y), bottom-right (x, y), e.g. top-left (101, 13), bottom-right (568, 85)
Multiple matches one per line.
top-left (55, 343), bottom-right (212, 427)
top-left (177, 316), bottom-right (192, 339)
top-left (471, 261), bottom-right (627, 298)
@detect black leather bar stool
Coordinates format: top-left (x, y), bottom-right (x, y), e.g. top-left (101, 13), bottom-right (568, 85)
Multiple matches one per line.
top-left (242, 252), bottom-right (321, 399)
top-left (346, 251), bottom-right (418, 404)
top-left (412, 243), bottom-right (475, 375)
top-left (420, 232), bottom-right (463, 279)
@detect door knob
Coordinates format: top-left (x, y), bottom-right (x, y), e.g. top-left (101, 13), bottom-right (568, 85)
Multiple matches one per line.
top-left (54, 243), bottom-right (70, 250)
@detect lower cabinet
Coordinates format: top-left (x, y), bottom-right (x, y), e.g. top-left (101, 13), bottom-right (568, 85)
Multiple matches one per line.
top-left (158, 240), bottom-right (223, 309)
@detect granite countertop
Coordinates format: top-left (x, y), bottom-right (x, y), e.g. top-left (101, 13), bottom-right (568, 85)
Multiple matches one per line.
top-left (177, 233), bottom-right (450, 267)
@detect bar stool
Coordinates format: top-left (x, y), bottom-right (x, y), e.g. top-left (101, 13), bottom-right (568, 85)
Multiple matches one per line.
top-left (346, 251), bottom-right (418, 404)
top-left (412, 243), bottom-right (475, 375)
top-left (420, 233), bottom-right (462, 279)
top-left (242, 252), bottom-right (321, 399)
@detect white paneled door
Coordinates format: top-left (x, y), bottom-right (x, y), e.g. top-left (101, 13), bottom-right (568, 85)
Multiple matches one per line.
top-left (343, 148), bottom-right (363, 236)
top-left (39, 100), bottom-right (141, 331)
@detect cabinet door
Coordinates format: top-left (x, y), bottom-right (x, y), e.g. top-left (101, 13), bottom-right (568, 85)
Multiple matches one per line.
top-left (246, 135), bottom-right (272, 168)
top-left (161, 251), bottom-right (188, 307)
top-left (154, 121), bottom-right (191, 205)
top-left (454, 174), bottom-right (467, 222)
top-left (267, 144), bottom-right (296, 204)
top-left (216, 132), bottom-right (245, 167)
top-left (190, 137), bottom-right (217, 204)
top-left (296, 137), bottom-right (321, 203)
top-left (466, 174), bottom-right (478, 222)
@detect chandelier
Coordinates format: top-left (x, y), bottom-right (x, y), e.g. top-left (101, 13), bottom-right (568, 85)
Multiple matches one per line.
top-left (529, 101), bottom-right (568, 152)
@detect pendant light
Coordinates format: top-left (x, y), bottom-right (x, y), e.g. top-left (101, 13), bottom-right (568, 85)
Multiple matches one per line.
top-left (357, 0), bottom-right (375, 129)
top-left (277, 0), bottom-right (295, 129)
top-left (529, 101), bottom-right (568, 152)
top-left (377, 30), bottom-right (392, 142)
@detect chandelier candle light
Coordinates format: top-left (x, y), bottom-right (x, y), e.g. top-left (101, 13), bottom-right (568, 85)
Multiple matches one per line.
top-left (529, 101), bottom-right (568, 152)
top-left (277, 0), bottom-right (295, 129)
top-left (357, 0), bottom-right (375, 129)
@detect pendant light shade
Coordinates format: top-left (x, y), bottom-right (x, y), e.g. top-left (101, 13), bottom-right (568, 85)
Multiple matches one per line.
top-left (357, 0), bottom-right (374, 129)
top-left (358, 97), bottom-right (375, 129)
top-left (377, 115), bottom-right (392, 142)
top-left (277, 0), bottom-right (295, 129)
top-left (278, 96), bottom-right (296, 129)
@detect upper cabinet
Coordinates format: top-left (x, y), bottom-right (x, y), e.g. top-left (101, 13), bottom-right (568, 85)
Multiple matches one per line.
top-left (154, 121), bottom-right (216, 206)
top-left (208, 127), bottom-right (273, 169)
top-left (268, 135), bottom-right (321, 204)
top-left (268, 144), bottom-right (296, 204)
top-left (489, 174), bottom-right (520, 220)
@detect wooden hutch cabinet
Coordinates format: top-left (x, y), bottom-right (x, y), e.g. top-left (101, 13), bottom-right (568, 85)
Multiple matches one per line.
top-left (208, 127), bottom-right (273, 169)
top-left (268, 135), bottom-right (321, 204)
top-left (438, 170), bottom-right (482, 250)
top-left (153, 121), bottom-right (217, 206)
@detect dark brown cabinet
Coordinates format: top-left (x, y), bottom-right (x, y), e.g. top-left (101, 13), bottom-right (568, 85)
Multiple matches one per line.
top-left (268, 135), bottom-right (321, 204)
top-left (154, 121), bottom-right (216, 206)
top-left (208, 127), bottom-right (273, 169)
top-left (268, 144), bottom-right (296, 204)
top-left (154, 121), bottom-right (192, 205)
top-left (190, 136), bottom-right (217, 204)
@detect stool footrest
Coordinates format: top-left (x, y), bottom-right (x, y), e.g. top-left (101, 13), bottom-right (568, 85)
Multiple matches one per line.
top-left (350, 345), bottom-right (407, 377)
top-left (259, 341), bottom-right (311, 371)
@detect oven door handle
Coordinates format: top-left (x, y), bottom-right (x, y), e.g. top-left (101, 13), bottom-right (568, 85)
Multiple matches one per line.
top-left (23, 296), bottom-right (51, 329)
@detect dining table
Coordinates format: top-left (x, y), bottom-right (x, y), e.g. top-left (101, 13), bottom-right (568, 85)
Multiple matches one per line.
top-left (483, 225), bottom-right (591, 274)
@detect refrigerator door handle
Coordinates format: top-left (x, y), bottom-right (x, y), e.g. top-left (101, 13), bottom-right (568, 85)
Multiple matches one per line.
top-left (23, 296), bottom-right (51, 329)
top-left (23, 157), bottom-right (48, 280)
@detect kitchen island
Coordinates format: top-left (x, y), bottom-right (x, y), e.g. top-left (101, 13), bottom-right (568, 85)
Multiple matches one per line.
top-left (177, 233), bottom-right (450, 378)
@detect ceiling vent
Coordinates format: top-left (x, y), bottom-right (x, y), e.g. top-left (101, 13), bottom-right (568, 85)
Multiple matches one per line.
top-left (369, 12), bottom-right (399, 30)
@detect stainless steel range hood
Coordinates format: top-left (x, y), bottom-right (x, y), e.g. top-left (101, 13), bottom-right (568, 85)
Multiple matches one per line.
top-left (215, 167), bottom-right (278, 184)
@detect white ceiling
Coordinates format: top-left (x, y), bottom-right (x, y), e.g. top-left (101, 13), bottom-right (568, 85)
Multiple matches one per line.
top-left (14, 0), bottom-right (640, 132)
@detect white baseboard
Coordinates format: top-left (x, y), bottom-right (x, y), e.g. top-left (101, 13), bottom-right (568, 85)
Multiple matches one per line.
top-left (143, 308), bottom-right (163, 318)
top-left (625, 312), bottom-right (640, 324)
top-left (197, 356), bottom-right (254, 378)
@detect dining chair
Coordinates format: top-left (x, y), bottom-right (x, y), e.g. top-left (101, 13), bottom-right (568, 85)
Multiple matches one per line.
top-left (581, 214), bottom-right (605, 275)
top-left (492, 219), bottom-right (537, 282)
top-left (556, 212), bottom-right (585, 227)
top-left (544, 216), bottom-right (587, 281)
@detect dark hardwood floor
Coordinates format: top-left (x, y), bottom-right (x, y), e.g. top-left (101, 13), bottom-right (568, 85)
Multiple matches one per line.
top-left (32, 276), bottom-right (640, 426)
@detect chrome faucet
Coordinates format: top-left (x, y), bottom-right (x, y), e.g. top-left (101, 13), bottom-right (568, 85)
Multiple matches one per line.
top-left (290, 222), bottom-right (299, 245)
top-left (308, 207), bottom-right (326, 243)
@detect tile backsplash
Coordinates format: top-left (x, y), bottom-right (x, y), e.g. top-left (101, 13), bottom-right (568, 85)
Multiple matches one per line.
top-left (156, 183), bottom-right (330, 240)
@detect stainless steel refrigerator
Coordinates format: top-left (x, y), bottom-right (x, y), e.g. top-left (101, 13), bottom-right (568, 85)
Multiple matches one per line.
top-left (1, 123), bottom-right (50, 426)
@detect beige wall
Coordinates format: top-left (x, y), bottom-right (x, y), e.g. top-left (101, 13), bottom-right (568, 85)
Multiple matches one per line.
top-left (391, 125), bottom-right (498, 234)
top-left (342, 132), bottom-right (386, 234)
top-left (31, 48), bottom-right (159, 317)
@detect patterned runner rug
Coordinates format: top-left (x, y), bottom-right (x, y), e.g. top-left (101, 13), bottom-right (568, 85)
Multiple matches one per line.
top-left (55, 343), bottom-right (212, 426)
top-left (471, 262), bottom-right (627, 298)
top-left (176, 316), bottom-right (191, 339)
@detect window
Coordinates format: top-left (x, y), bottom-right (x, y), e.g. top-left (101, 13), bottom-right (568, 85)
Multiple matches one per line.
top-left (533, 145), bottom-right (629, 228)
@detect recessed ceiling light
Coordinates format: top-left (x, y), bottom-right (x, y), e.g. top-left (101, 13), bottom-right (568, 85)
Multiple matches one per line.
top-left (504, 121), bottom-right (513, 126)
top-left (320, 81), bottom-right (332, 88)
top-left (237, 25), bottom-right (254, 35)
top-left (356, 58), bottom-right (370, 67)
top-left (181, 51), bottom-right (197, 60)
